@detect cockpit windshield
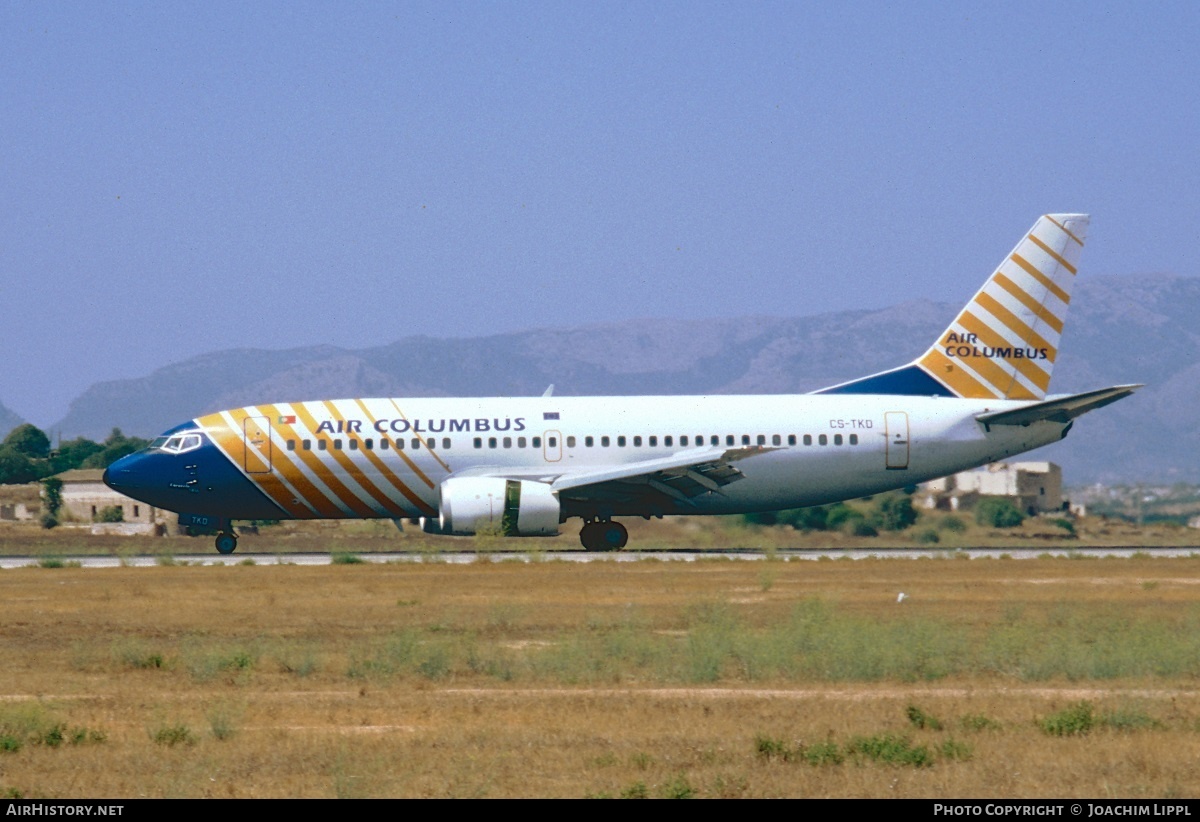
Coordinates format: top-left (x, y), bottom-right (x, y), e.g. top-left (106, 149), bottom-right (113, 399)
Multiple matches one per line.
top-left (153, 432), bottom-right (203, 454)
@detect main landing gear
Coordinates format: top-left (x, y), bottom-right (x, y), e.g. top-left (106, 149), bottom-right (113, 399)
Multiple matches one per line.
top-left (579, 520), bottom-right (628, 552)
top-left (214, 531), bottom-right (238, 555)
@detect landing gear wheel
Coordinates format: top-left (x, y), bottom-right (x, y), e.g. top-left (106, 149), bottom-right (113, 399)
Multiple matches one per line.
top-left (579, 521), bottom-right (627, 552)
top-left (214, 532), bottom-right (238, 555)
top-left (600, 521), bottom-right (628, 550)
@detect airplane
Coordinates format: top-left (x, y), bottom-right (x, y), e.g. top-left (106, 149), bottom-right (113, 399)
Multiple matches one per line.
top-left (103, 213), bottom-right (1139, 554)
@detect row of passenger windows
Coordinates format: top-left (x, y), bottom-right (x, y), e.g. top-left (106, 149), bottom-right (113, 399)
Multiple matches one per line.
top-left (283, 432), bottom-right (860, 453)
top-left (286, 437), bottom-right (452, 452)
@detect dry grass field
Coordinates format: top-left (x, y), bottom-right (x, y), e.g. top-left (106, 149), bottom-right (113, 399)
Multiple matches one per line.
top-left (2, 541), bottom-right (1200, 798)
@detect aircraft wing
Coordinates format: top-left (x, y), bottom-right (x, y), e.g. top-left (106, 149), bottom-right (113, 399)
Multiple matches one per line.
top-left (453, 445), bottom-right (775, 511)
top-left (549, 445), bottom-right (776, 505)
top-left (976, 384), bottom-right (1142, 427)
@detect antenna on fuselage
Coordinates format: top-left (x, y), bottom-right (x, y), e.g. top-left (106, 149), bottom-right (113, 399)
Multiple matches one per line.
top-left (542, 384), bottom-right (555, 397)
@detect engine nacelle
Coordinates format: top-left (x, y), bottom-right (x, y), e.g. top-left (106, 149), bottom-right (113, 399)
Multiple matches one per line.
top-left (438, 477), bottom-right (561, 537)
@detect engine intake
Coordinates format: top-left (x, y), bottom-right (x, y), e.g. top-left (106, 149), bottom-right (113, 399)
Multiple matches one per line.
top-left (438, 477), bottom-right (560, 537)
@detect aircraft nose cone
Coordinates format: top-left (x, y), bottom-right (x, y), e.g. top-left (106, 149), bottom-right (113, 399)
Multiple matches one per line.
top-left (103, 452), bottom-right (140, 490)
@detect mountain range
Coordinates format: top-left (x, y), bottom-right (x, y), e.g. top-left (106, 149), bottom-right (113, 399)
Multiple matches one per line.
top-left (16, 273), bottom-right (1200, 485)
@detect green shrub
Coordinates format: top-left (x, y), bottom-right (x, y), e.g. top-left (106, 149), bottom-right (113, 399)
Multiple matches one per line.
top-left (846, 733), bottom-right (932, 767)
top-left (95, 505), bottom-right (124, 523)
top-left (871, 493), bottom-right (918, 531)
top-left (937, 515), bottom-right (968, 533)
top-left (802, 741), bottom-right (844, 766)
top-left (1039, 701), bottom-right (1094, 736)
top-left (975, 497), bottom-right (1025, 528)
top-left (913, 527), bottom-right (940, 544)
top-left (906, 704), bottom-right (943, 730)
top-left (151, 725), bottom-right (194, 747)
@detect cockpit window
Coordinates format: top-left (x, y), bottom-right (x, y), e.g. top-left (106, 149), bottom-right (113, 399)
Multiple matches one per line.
top-left (158, 432), bottom-right (203, 454)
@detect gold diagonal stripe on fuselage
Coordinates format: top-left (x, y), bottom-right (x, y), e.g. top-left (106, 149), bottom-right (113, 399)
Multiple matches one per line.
top-left (993, 273), bottom-right (1064, 335)
top-left (1028, 234), bottom-right (1077, 275)
top-left (350, 399), bottom-right (436, 516)
top-left (256, 406), bottom-right (357, 518)
top-left (211, 409), bottom-right (312, 516)
top-left (260, 405), bottom-right (351, 518)
top-left (318, 400), bottom-right (411, 518)
top-left (958, 311), bottom-right (1052, 392)
top-left (289, 403), bottom-right (385, 518)
top-left (974, 291), bottom-right (1056, 358)
top-left (1045, 215), bottom-right (1085, 246)
top-left (1009, 253), bottom-right (1071, 306)
top-left (385, 399), bottom-right (444, 484)
top-left (236, 408), bottom-right (328, 516)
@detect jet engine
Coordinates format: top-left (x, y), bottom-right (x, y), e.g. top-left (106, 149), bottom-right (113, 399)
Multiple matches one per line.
top-left (438, 477), bottom-right (560, 537)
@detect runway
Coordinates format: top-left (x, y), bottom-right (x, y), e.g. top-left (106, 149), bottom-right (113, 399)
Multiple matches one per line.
top-left (1, 546), bottom-right (1195, 568)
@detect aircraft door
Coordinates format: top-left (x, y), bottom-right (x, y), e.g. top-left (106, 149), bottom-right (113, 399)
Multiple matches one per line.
top-left (543, 430), bottom-right (562, 462)
top-left (243, 416), bottom-right (273, 474)
top-left (885, 411), bottom-right (909, 470)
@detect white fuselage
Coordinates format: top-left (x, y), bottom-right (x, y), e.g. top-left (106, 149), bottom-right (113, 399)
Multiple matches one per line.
top-left (198, 393), bottom-right (1067, 520)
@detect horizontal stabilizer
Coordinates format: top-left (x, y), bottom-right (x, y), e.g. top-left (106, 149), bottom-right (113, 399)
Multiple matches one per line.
top-left (975, 384), bottom-right (1142, 427)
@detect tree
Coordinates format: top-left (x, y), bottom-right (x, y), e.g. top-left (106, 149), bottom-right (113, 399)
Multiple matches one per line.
top-left (0, 446), bottom-right (38, 485)
top-left (2, 424), bottom-right (50, 460)
top-left (81, 429), bottom-right (151, 470)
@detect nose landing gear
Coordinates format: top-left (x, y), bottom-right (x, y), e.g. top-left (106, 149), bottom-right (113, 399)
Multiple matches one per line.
top-left (579, 520), bottom-right (628, 552)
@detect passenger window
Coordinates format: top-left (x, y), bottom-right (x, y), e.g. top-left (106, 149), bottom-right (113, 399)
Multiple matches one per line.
top-left (849, 434), bottom-right (858, 445)
top-left (834, 434), bottom-right (843, 445)
top-left (618, 436), bottom-right (626, 447)
top-left (442, 438), bottom-right (451, 449)
top-left (504, 437), bottom-right (512, 448)
top-left (566, 436), bottom-right (576, 447)
top-left (333, 439), bottom-right (343, 451)
top-left (664, 436), bottom-right (673, 447)
top-left (488, 437), bottom-right (497, 449)
top-left (364, 438), bottom-right (374, 450)
top-left (601, 436), bottom-right (610, 447)
top-left (349, 439), bottom-right (359, 451)
top-left (713, 436), bottom-right (722, 446)
top-left (648, 436), bottom-right (657, 447)
top-left (548, 437), bottom-right (557, 447)
top-left (726, 435), bottom-right (735, 446)
top-left (518, 437), bottom-right (527, 448)
top-left (633, 436), bottom-right (642, 447)
top-left (302, 439), bottom-right (312, 451)
top-left (819, 434), bottom-right (828, 445)
top-left (803, 435), bottom-right (812, 446)
top-left (286, 439), bottom-right (296, 451)
top-left (756, 435), bottom-right (765, 446)
top-left (411, 438), bottom-right (421, 450)
top-left (396, 438), bottom-right (405, 450)
top-left (772, 434), bottom-right (781, 445)
top-left (585, 436), bottom-right (594, 447)
top-left (533, 436), bottom-right (542, 448)
top-left (680, 436), bottom-right (688, 446)
top-left (787, 435), bottom-right (796, 446)
top-left (427, 438), bottom-right (435, 449)
top-left (474, 437), bottom-right (482, 449)
top-left (318, 440), bottom-right (327, 451)
top-left (380, 438), bottom-right (389, 450)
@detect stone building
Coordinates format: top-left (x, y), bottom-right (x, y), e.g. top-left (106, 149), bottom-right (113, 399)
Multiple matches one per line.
top-left (919, 462), bottom-right (1064, 515)
top-left (54, 469), bottom-right (159, 524)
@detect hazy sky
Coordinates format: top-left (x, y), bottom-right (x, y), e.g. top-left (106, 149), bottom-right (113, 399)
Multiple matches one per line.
top-left (3, 1), bottom-right (1198, 427)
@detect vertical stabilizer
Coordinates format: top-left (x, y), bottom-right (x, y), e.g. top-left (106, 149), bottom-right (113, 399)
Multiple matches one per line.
top-left (817, 213), bottom-right (1088, 399)
top-left (915, 214), bottom-right (1087, 400)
